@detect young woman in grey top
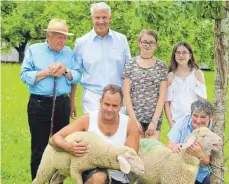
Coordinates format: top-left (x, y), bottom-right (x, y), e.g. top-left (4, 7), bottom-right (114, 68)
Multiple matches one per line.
top-left (122, 30), bottom-right (167, 140)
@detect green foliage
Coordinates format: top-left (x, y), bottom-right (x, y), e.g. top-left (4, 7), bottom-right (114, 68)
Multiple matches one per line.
top-left (195, 1), bottom-right (226, 20)
top-left (2, 2), bottom-right (46, 49)
top-left (124, 1), bottom-right (215, 68)
top-left (1, 1), bottom-right (226, 67)
top-left (1, 1), bottom-right (92, 59)
top-left (1, 1), bottom-right (17, 17)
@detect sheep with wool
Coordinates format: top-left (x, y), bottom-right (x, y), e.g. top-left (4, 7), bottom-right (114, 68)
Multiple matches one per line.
top-left (32, 131), bottom-right (144, 184)
top-left (128, 127), bottom-right (222, 184)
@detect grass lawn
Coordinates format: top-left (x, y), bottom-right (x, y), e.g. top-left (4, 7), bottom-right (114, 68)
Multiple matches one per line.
top-left (1, 63), bottom-right (229, 184)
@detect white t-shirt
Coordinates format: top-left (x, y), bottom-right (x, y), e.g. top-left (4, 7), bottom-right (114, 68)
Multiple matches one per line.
top-left (166, 70), bottom-right (207, 122)
top-left (88, 111), bottom-right (129, 183)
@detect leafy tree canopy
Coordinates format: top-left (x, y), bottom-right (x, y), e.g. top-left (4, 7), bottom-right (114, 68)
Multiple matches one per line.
top-left (1, 1), bottom-right (227, 69)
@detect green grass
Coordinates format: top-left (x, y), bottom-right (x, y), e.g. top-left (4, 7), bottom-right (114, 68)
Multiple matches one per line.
top-left (1, 63), bottom-right (229, 183)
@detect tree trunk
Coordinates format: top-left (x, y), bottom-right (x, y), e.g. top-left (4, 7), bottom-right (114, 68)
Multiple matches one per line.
top-left (15, 41), bottom-right (27, 63)
top-left (18, 49), bottom-right (25, 63)
top-left (211, 3), bottom-right (228, 184)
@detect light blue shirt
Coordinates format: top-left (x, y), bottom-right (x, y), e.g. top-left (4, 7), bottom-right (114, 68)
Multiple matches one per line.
top-left (168, 115), bottom-right (212, 182)
top-left (74, 29), bottom-right (131, 94)
top-left (20, 41), bottom-right (81, 96)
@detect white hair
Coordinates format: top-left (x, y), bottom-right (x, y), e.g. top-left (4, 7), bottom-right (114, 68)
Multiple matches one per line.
top-left (90, 2), bottom-right (111, 16)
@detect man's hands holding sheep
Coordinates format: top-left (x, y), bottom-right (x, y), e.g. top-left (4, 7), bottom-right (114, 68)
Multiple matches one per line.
top-left (66, 140), bottom-right (88, 157)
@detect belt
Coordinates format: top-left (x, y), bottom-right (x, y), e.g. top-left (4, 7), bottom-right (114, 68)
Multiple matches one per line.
top-left (30, 94), bottom-right (68, 101)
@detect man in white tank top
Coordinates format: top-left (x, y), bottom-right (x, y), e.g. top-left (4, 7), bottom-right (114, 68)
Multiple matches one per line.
top-left (50, 84), bottom-right (140, 184)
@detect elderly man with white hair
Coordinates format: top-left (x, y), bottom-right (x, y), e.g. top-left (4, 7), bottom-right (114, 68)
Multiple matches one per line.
top-left (73, 2), bottom-right (131, 115)
top-left (20, 18), bottom-right (81, 180)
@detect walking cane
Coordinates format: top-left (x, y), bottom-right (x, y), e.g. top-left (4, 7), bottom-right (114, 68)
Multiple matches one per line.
top-left (50, 77), bottom-right (57, 137)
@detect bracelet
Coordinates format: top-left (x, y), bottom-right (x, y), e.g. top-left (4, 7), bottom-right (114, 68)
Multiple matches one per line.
top-left (151, 121), bottom-right (158, 125)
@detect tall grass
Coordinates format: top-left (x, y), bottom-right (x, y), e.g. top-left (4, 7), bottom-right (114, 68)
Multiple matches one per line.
top-left (1, 63), bottom-right (228, 183)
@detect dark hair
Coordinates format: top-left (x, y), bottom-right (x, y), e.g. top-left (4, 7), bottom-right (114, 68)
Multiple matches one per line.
top-left (191, 99), bottom-right (214, 117)
top-left (101, 84), bottom-right (123, 104)
top-left (138, 29), bottom-right (158, 43)
top-left (168, 41), bottom-right (199, 72)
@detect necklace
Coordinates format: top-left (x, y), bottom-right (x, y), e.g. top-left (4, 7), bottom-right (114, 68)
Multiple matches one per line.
top-left (140, 55), bottom-right (153, 59)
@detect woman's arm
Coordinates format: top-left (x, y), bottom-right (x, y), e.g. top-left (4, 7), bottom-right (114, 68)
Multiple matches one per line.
top-left (164, 101), bottom-right (174, 128)
top-left (152, 80), bottom-right (167, 123)
top-left (164, 74), bottom-right (174, 127)
top-left (146, 80), bottom-right (167, 136)
top-left (123, 78), bottom-right (143, 133)
top-left (123, 78), bottom-right (136, 121)
top-left (195, 69), bottom-right (205, 84)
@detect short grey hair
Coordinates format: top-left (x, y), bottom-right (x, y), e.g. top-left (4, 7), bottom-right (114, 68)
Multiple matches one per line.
top-left (101, 84), bottom-right (123, 104)
top-left (90, 2), bottom-right (111, 16)
top-left (191, 99), bottom-right (214, 117)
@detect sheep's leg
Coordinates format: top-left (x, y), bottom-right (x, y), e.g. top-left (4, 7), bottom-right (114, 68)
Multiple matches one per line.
top-left (32, 167), bottom-right (56, 184)
top-left (33, 146), bottom-right (57, 184)
top-left (50, 172), bottom-right (67, 184)
top-left (70, 171), bottom-right (83, 184)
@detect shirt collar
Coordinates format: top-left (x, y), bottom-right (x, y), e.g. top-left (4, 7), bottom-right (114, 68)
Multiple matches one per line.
top-left (91, 28), bottom-right (113, 40)
top-left (44, 40), bottom-right (62, 53)
top-left (208, 120), bottom-right (213, 129)
top-left (187, 117), bottom-right (194, 131)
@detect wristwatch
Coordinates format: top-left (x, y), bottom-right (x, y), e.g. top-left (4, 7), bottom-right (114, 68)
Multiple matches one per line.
top-left (198, 154), bottom-right (204, 161)
top-left (64, 68), bottom-right (70, 74)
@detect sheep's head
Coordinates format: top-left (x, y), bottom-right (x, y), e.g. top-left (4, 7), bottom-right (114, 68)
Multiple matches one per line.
top-left (182, 127), bottom-right (223, 154)
top-left (117, 147), bottom-right (144, 175)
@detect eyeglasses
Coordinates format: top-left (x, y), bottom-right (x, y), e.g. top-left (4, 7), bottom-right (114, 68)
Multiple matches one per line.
top-left (175, 51), bottom-right (190, 56)
top-left (140, 40), bottom-right (157, 47)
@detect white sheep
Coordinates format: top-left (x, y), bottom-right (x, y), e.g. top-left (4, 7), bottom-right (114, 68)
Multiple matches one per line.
top-left (32, 131), bottom-right (144, 184)
top-left (128, 127), bottom-right (223, 184)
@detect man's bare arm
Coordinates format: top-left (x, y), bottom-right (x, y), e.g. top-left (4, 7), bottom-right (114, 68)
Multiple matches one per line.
top-left (50, 115), bottom-right (89, 156)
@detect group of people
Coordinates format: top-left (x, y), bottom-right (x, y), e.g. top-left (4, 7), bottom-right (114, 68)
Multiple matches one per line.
top-left (20, 2), bottom-right (212, 184)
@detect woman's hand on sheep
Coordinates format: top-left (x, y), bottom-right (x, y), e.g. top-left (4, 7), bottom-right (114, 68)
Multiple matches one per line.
top-left (187, 141), bottom-right (203, 158)
top-left (172, 144), bottom-right (182, 153)
top-left (66, 140), bottom-right (88, 157)
top-left (145, 122), bottom-right (157, 136)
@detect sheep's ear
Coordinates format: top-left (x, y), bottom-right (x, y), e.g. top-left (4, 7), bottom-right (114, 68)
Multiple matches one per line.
top-left (117, 155), bottom-right (131, 174)
top-left (181, 136), bottom-right (196, 149)
top-left (124, 152), bottom-right (135, 164)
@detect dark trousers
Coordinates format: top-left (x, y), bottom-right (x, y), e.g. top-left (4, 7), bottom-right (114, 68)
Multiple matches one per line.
top-left (195, 175), bottom-right (210, 184)
top-left (28, 95), bottom-right (70, 180)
